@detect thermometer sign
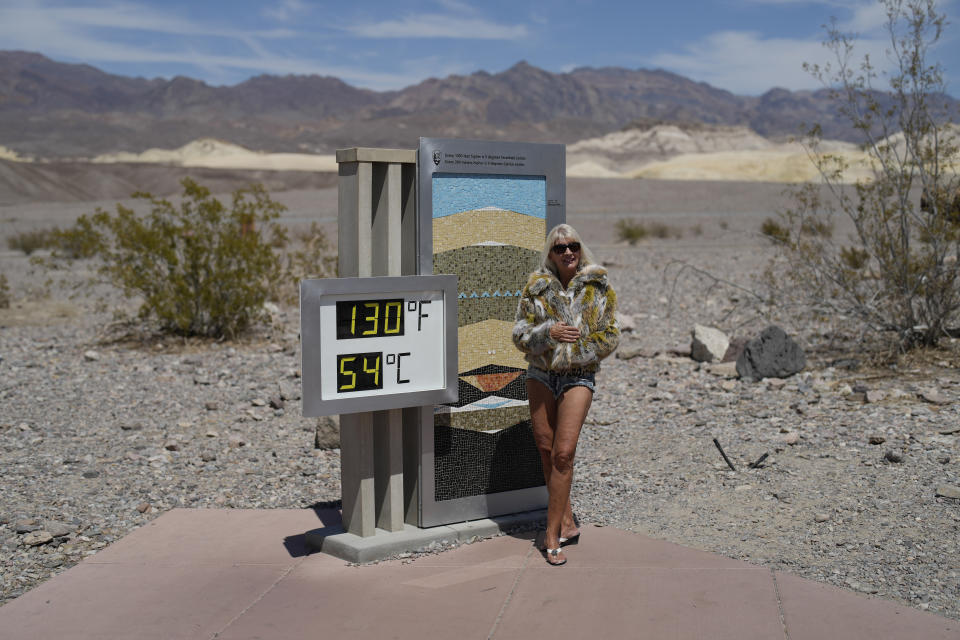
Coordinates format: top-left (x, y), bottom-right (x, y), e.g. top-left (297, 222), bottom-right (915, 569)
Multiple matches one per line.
top-left (301, 275), bottom-right (458, 416)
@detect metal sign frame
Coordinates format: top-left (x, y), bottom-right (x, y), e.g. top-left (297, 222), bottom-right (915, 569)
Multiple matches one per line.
top-left (415, 138), bottom-right (565, 526)
top-left (301, 274), bottom-right (458, 417)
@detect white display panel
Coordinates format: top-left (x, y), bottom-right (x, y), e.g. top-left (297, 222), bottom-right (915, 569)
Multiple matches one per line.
top-left (301, 275), bottom-right (458, 417)
top-left (318, 291), bottom-right (445, 400)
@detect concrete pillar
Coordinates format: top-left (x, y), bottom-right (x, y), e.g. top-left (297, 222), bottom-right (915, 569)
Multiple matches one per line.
top-left (335, 148), bottom-right (416, 536)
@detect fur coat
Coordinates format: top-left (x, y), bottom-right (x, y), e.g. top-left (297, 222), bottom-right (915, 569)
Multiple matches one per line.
top-left (512, 264), bottom-right (619, 372)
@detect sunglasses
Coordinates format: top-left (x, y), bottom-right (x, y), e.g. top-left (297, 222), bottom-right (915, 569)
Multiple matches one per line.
top-left (551, 242), bottom-right (581, 255)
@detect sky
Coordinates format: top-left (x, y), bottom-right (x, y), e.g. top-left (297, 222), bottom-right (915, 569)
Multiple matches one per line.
top-left (1, 0), bottom-right (958, 96)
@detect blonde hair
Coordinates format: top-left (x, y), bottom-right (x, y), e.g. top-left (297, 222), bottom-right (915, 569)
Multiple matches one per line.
top-left (539, 223), bottom-right (596, 277)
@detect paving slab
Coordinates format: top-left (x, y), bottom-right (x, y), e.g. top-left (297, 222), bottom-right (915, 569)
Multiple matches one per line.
top-left (216, 559), bottom-right (520, 639)
top-left (0, 508), bottom-right (957, 640)
top-left (776, 571), bottom-right (960, 639)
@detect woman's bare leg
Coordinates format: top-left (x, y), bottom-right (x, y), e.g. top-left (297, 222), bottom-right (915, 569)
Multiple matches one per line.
top-left (544, 386), bottom-right (592, 554)
top-left (528, 381), bottom-right (576, 547)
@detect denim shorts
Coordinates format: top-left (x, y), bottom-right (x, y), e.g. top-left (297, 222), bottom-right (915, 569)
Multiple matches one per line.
top-left (527, 366), bottom-right (596, 398)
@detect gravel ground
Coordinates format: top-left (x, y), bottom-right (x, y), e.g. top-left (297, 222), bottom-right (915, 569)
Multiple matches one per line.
top-left (1, 202), bottom-right (959, 620)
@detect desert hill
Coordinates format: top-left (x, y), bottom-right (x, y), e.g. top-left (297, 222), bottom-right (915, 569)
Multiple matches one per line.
top-left (5, 51), bottom-right (948, 160)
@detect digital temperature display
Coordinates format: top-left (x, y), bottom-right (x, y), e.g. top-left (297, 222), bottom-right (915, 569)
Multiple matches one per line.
top-left (336, 299), bottom-right (404, 339)
top-left (300, 275), bottom-right (457, 416)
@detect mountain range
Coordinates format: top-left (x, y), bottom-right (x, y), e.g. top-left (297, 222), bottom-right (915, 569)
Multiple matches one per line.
top-left (1, 50), bottom-right (955, 159)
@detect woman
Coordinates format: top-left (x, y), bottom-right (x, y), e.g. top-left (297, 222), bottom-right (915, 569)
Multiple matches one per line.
top-left (512, 224), bottom-right (619, 566)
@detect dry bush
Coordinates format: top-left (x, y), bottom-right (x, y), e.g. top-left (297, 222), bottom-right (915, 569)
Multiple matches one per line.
top-left (769, 0), bottom-right (960, 348)
top-left (616, 219), bottom-right (682, 244)
top-left (44, 178), bottom-right (290, 339)
top-left (7, 229), bottom-right (56, 255)
top-left (0, 273), bottom-right (9, 308)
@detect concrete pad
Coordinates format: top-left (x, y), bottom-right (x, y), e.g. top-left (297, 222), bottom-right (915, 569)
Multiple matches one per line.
top-left (497, 566), bottom-right (783, 640)
top-left (776, 572), bottom-right (960, 640)
top-left (90, 508), bottom-right (325, 565)
top-left (215, 558), bottom-right (519, 640)
top-left (0, 562), bottom-right (293, 640)
top-left (556, 524), bottom-right (749, 568)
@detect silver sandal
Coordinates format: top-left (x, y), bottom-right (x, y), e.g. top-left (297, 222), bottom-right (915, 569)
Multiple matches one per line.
top-left (545, 548), bottom-right (567, 566)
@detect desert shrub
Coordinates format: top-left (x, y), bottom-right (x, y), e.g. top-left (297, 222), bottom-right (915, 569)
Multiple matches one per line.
top-left (7, 228), bottom-right (56, 255)
top-left (280, 221), bottom-right (338, 304)
top-left (616, 219), bottom-right (682, 244)
top-left (760, 218), bottom-right (791, 245)
top-left (648, 221), bottom-right (682, 240)
top-left (799, 217), bottom-right (834, 239)
top-left (49, 221), bottom-right (102, 260)
top-left (616, 219), bottom-right (648, 245)
top-left (0, 272), bottom-right (9, 308)
top-left (51, 178), bottom-right (288, 338)
top-left (771, 0), bottom-right (960, 348)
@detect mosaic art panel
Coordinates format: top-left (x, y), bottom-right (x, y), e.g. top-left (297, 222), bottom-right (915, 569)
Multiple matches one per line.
top-left (433, 421), bottom-right (545, 501)
top-left (431, 173), bottom-right (546, 500)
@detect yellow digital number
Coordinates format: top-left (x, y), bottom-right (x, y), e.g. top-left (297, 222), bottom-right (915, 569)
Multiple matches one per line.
top-left (350, 304), bottom-right (357, 336)
top-left (384, 301), bottom-right (402, 334)
top-left (363, 354), bottom-right (381, 386)
top-left (339, 356), bottom-right (356, 390)
top-left (362, 302), bottom-right (379, 335)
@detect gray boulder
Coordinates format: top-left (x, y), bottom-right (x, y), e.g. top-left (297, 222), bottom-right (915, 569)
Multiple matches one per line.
top-left (691, 324), bottom-right (729, 363)
top-left (315, 415), bottom-right (340, 449)
top-left (736, 326), bottom-right (806, 379)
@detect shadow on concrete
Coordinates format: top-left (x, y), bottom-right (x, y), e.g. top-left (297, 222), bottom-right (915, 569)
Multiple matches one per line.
top-left (283, 500), bottom-right (343, 558)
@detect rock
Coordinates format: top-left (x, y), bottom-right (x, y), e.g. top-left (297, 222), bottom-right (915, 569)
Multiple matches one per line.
top-left (315, 415), bottom-right (340, 450)
top-left (277, 380), bottom-right (301, 402)
top-left (228, 434), bottom-right (247, 448)
top-left (616, 341), bottom-right (654, 360)
top-left (23, 531), bottom-right (53, 546)
top-left (939, 426), bottom-right (960, 435)
top-left (868, 435), bottom-right (886, 445)
top-left (765, 378), bottom-right (787, 390)
top-left (719, 380), bottom-right (737, 392)
top-left (721, 336), bottom-right (748, 363)
top-left (919, 389), bottom-right (949, 404)
top-left (204, 401), bottom-right (219, 411)
top-left (41, 554), bottom-right (65, 568)
top-left (119, 423), bottom-right (142, 431)
top-left (205, 430), bottom-right (219, 438)
top-left (735, 326), bottom-right (806, 380)
top-left (82, 470), bottom-right (100, 479)
top-left (136, 502), bottom-right (152, 514)
top-left (268, 396), bottom-right (285, 410)
top-left (865, 390), bottom-right (887, 403)
top-left (935, 485), bottom-right (960, 499)
top-left (838, 384), bottom-right (853, 396)
top-left (83, 350), bottom-right (100, 362)
top-left (814, 513), bottom-right (831, 523)
top-left (691, 325), bottom-right (729, 363)
top-left (201, 452), bottom-right (217, 462)
top-left (784, 432), bottom-right (800, 445)
top-left (884, 450), bottom-right (904, 463)
top-left (615, 312), bottom-right (636, 333)
top-left (42, 521), bottom-right (73, 538)
top-left (14, 520), bottom-right (38, 534)
top-left (251, 398), bottom-right (267, 407)
top-left (163, 440), bottom-right (180, 452)
top-left (701, 361), bottom-right (736, 378)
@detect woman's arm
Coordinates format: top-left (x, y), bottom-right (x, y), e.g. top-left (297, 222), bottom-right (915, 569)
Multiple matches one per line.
top-left (512, 292), bottom-right (556, 355)
top-left (574, 285), bottom-right (620, 364)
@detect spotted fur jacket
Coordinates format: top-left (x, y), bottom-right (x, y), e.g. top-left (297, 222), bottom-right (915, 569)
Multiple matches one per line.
top-left (512, 264), bottom-right (619, 373)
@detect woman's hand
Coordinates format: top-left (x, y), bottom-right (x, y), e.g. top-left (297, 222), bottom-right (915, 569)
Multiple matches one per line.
top-left (550, 322), bottom-right (581, 343)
